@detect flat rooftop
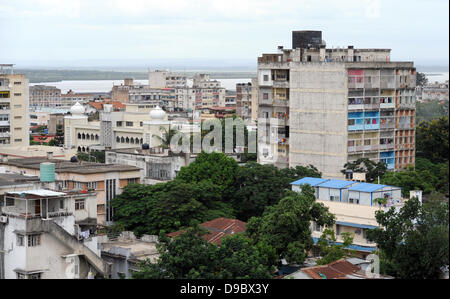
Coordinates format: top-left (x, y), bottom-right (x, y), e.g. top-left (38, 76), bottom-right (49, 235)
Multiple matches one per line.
top-left (0, 173), bottom-right (39, 187)
top-left (1, 157), bottom-right (140, 174)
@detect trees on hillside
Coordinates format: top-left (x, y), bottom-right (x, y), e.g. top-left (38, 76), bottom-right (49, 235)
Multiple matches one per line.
top-left (246, 185), bottom-right (335, 265)
top-left (366, 197), bottom-right (449, 279)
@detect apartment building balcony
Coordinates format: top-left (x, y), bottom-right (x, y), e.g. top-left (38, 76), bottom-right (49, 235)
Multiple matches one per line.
top-left (380, 80), bottom-right (396, 89)
top-left (379, 143), bottom-right (395, 150)
top-left (380, 120), bottom-right (395, 130)
top-left (398, 102), bottom-right (416, 110)
top-left (348, 104), bottom-right (364, 111)
top-left (0, 132), bottom-right (10, 138)
top-left (364, 103), bottom-right (380, 110)
top-left (273, 81), bottom-right (290, 89)
top-left (380, 102), bottom-right (395, 109)
top-left (270, 117), bottom-right (288, 127)
top-left (0, 120), bottom-right (10, 126)
top-left (272, 99), bottom-right (289, 107)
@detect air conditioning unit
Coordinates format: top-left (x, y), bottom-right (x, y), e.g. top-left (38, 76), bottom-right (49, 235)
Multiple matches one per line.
top-left (0, 216), bottom-right (8, 223)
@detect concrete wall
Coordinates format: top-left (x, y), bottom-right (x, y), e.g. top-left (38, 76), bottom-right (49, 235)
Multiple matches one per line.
top-left (289, 62), bottom-right (348, 178)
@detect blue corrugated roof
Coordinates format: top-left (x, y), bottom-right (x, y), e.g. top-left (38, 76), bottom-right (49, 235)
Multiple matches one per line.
top-left (291, 177), bottom-right (329, 186)
top-left (316, 179), bottom-right (355, 189)
top-left (348, 183), bottom-right (387, 193)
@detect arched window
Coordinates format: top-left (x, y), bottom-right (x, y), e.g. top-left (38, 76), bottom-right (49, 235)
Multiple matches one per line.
top-left (91, 134), bottom-right (95, 140)
top-left (78, 133), bottom-right (81, 139)
top-left (126, 137), bottom-right (130, 143)
top-left (135, 138), bottom-right (140, 145)
top-left (121, 137), bottom-right (125, 143)
top-left (130, 137), bottom-right (134, 144)
top-left (78, 146), bottom-right (81, 151)
top-left (82, 146), bottom-right (85, 152)
top-left (86, 134), bottom-right (90, 140)
top-left (95, 134), bottom-right (99, 141)
top-left (140, 138), bottom-right (143, 144)
top-left (82, 133), bottom-right (86, 140)
top-left (116, 136), bottom-right (120, 143)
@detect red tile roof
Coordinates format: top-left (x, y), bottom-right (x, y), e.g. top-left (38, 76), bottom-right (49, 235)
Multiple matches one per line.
top-left (301, 259), bottom-right (360, 279)
top-left (88, 101), bottom-right (125, 111)
top-left (167, 217), bottom-right (246, 245)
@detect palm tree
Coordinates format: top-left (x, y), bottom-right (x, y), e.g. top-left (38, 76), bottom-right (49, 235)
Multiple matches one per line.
top-left (154, 127), bottom-right (181, 149)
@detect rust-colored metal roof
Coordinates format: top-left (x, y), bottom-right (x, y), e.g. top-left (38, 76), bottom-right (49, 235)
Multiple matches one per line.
top-left (301, 259), bottom-right (360, 279)
top-left (167, 217), bottom-right (246, 245)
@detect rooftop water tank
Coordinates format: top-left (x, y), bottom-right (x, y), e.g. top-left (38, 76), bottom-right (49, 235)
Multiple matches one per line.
top-left (40, 162), bottom-right (55, 182)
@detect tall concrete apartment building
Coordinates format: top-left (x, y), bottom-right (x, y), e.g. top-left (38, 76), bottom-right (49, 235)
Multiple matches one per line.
top-left (0, 64), bottom-right (29, 148)
top-left (29, 85), bottom-right (61, 108)
top-left (236, 82), bottom-right (253, 122)
top-left (257, 31), bottom-right (416, 178)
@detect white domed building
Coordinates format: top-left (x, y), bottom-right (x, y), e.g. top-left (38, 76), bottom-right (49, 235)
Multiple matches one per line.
top-left (64, 103), bottom-right (186, 152)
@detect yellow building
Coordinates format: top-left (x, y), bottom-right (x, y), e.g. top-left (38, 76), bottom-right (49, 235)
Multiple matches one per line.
top-left (0, 64), bottom-right (29, 148)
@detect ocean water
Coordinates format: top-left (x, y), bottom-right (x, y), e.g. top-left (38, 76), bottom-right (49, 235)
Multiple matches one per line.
top-left (30, 78), bottom-right (253, 93)
top-left (423, 72), bottom-right (449, 84)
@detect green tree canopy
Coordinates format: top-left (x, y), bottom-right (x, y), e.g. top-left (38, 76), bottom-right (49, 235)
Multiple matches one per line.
top-left (176, 151), bottom-right (239, 197)
top-left (366, 197), bottom-right (449, 279)
top-left (246, 185), bottom-right (335, 265)
top-left (111, 181), bottom-right (234, 237)
top-left (133, 227), bottom-right (277, 279)
top-left (416, 116), bottom-right (449, 164)
top-left (316, 229), bottom-right (355, 265)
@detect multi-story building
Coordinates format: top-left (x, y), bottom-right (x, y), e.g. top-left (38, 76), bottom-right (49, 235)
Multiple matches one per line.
top-left (0, 64), bottom-right (29, 148)
top-left (257, 31), bottom-right (416, 177)
top-left (236, 82), bottom-right (252, 122)
top-left (225, 90), bottom-right (237, 107)
top-left (291, 177), bottom-right (404, 258)
top-left (0, 172), bottom-right (108, 278)
top-left (148, 70), bottom-right (187, 89)
top-left (29, 85), bottom-right (61, 108)
top-left (192, 74), bottom-right (226, 109)
top-left (0, 156), bottom-right (141, 226)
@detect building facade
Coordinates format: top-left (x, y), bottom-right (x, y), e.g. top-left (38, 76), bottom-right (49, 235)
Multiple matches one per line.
top-left (0, 65), bottom-right (29, 148)
top-left (257, 31), bottom-right (416, 177)
top-left (29, 85), bottom-right (61, 108)
top-left (236, 82), bottom-right (253, 122)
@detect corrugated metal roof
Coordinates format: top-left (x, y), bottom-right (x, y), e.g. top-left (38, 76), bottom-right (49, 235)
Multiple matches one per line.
top-left (290, 177), bottom-right (329, 186)
top-left (8, 189), bottom-right (66, 197)
top-left (317, 179), bottom-right (355, 189)
top-left (348, 183), bottom-right (387, 192)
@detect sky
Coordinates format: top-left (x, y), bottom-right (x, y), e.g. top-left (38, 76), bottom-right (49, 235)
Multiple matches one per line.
top-left (0, 0), bottom-right (448, 69)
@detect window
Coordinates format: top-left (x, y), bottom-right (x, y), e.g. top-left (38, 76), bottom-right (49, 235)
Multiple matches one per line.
top-left (74, 181), bottom-right (84, 190)
top-left (364, 140), bottom-right (371, 146)
top-left (17, 234), bottom-right (25, 246)
top-left (87, 182), bottom-right (97, 189)
top-left (14, 139), bottom-right (22, 142)
top-left (126, 121), bottom-right (133, 127)
top-left (14, 81), bottom-right (22, 85)
top-left (28, 234), bottom-right (41, 247)
top-left (263, 93), bottom-right (269, 100)
top-left (17, 273), bottom-right (26, 279)
top-left (29, 273), bottom-right (42, 279)
top-left (14, 116), bottom-right (22, 119)
top-left (330, 195), bottom-right (339, 202)
top-left (59, 199), bottom-right (64, 209)
top-left (75, 199), bottom-right (85, 210)
top-left (127, 178), bottom-right (139, 185)
top-left (348, 119), bottom-right (355, 126)
top-left (313, 222), bottom-right (323, 232)
top-left (5, 197), bottom-right (14, 206)
top-left (336, 224), bottom-right (341, 236)
top-left (349, 198), bottom-right (360, 204)
top-left (116, 121), bottom-right (122, 127)
top-left (263, 75), bottom-right (269, 81)
top-left (14, 93), bottom-right (22, 96)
